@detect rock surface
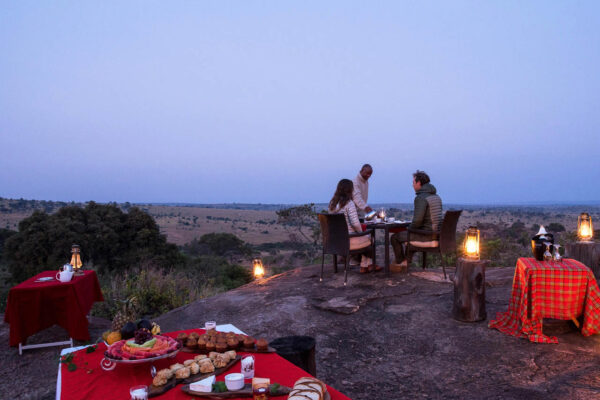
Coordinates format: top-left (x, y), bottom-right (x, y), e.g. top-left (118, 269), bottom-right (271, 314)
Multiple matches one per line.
top-left (2, 264), bottom-right (600, 399)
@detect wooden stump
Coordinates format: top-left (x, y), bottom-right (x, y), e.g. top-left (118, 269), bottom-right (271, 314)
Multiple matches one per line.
top-left (565, 242), bottom-right (600, 279)
top-left (453, 258), bottom-right (489, 322)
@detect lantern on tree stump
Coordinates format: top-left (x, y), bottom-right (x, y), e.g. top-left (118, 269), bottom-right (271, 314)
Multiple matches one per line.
top-left (70, 244), bottom-right (83, 275)
top-left (577, 213), bottom-right (593, 242)
top-left (253, 259), bottom-right (265, 279)
top-left (464, 227), bottom-right (480, 260)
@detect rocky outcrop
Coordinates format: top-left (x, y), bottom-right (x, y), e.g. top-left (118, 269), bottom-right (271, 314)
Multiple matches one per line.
top-left (2, 264), bottom-right (600, 400)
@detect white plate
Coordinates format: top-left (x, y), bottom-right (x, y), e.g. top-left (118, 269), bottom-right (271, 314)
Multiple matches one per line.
top-left (35, 277), bottom-right (54, 282)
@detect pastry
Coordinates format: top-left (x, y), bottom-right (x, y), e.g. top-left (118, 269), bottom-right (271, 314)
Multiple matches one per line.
top-left (170, 363), bottom-right (184, 372)
top-left (152, 375), bottom-right (167, 386)
top-left (197, 338), bottom-right (207, 352)
top-left (256, 338), bottom-right (268, 351)
top-left (216, 342), bottom-right (227, 353)
top-left (227, 338), bottom-right (240, 349)
top-left (243, 337), bottom-right (255, 348)
top-left (189, 331), bottom-right (200, 340)
top-left (186, 337), bottom-right (198, 348)
top-left (199, 359), bottom-right (215, 373)
top-left (152, 368), bottom-right (173, 386)
top-left (213, 353), bottom-right (229, 368)
top-left (194, 354), bottom-right (208, 362)
top-left (189, 362), bottom-right (200, 375)
top-left (206, 341), bottom-right (216, 352)
top-left (175, 366), bottom-right (191, 379)
top-left (177, 332), bottom-right (188, 342)
top-left (208, 351), bottom-right (219, 361)
top-left (183, 359), bottom-right (196, 367)
top-left (157, 368), bottom-right (173, 380)
top-left (225, 350), bottom-right (236, 360)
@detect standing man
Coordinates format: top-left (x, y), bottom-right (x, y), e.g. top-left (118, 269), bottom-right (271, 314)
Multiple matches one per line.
top-left (352, 164), bottom-right (373, 218)
top-left (391, 170), bottom-right (443, 267)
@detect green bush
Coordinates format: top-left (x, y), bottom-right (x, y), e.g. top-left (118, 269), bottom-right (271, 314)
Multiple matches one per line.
top-left (93, 263), bottom-right (219, 319)
top-left (3, 203), bottom-right (182, 282)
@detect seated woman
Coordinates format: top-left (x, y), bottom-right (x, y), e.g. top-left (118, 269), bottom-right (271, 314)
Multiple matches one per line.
top-left (329, 179), bottom-right (381, 273)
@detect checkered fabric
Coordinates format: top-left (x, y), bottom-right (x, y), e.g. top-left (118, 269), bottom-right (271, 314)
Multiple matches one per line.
top-left (488, 257), bottom-right (600, 343)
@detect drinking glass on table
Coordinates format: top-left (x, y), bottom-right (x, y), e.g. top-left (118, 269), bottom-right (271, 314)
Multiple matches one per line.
top-left (130, 385), bottom-right (148, 400)
top-left (543, 242), bottom-right (553, 262)
top-left (553, 244), bottom-right (562, 262)
top-left (205, 321), bottom-right (216, 331)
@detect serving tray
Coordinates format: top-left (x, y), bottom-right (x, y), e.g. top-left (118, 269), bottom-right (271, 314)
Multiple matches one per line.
top-left (180, 346), bottom-right (276, 354)
top-left (181, 383), bottom-right (293, 398)
top-left (148, 355), bottom-right (241, 398)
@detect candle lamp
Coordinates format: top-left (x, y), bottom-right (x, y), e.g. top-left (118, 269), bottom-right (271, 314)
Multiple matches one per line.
top-left (464, 226), bottom-right (480, 260)
top-left (252, 259), bottom-right (265, 279)
top-left (577, 213), bottom-right (593, 242)
top-left (70, 244), bottom-right (83, 276)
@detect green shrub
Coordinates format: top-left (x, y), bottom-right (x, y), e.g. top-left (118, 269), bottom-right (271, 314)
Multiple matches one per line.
top-left (3, 203), bottom-right (182, 282)
top-left (93, 263), bottom-right (220, 319)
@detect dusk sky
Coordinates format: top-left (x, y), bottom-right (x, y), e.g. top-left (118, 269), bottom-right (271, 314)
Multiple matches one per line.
top-left (1, 1), bottom-right (599, 205)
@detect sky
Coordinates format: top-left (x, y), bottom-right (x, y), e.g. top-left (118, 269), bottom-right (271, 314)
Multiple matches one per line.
top-left (1, 1), bottom-right (599, 205)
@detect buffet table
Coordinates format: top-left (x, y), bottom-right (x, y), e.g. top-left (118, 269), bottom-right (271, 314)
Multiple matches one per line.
top-left (4, 270), bottom-right (104, 352)
top-left (58, 325), bottom-right (350, 400)
top-left (488, 257), bottom-right (600, 343)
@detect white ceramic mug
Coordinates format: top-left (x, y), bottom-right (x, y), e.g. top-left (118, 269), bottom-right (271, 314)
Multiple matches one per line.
top-left (56, 270), bottom-right (74, 282)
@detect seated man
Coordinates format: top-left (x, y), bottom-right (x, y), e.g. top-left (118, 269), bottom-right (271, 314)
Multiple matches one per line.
top-left (391, 170), bottom-right (442, 267)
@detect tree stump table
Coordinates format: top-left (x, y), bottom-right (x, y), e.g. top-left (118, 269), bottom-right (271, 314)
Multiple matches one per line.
top-left (565, 242), bottom-right (600, 279)
top-left (453, 258), bottom-right (489, 322)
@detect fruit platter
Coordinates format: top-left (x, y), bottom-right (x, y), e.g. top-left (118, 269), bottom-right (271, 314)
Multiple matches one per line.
top-left (101, 325), bottom-right (181, 371)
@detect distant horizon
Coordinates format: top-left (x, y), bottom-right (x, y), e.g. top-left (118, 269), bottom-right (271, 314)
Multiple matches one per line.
top-left (3, 195), bottom-right (600, 209)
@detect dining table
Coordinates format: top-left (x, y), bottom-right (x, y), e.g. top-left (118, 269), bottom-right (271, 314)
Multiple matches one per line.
top-left (4, 270), bottom-right (104, 354)
top-left (57, 324), bottom-right (351, 400)
top-left (364, 220), bottom-right (411, 275)
top-left (488, 257), bottom-right (600, 343)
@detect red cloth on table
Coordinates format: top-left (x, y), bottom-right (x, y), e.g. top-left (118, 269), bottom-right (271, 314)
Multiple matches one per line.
top-left (488, 257), bottom-right (600, 343)
top-left (4, 270), bottom-right (104, 346)
top-left (60, 328), bottom-right (350, 400)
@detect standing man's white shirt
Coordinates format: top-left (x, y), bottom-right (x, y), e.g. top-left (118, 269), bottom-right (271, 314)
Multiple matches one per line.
top-left (352, 173), bottom-right (369, 215)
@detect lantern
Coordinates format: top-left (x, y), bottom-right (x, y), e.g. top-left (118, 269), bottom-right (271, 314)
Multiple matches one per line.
top-left (577, 213), bottom-right (593, 242)
top-left (252, 259), bottom-right (265, 279)
top-left (70, 244), bottom-right (83, 275)
top-left (464, 227), bottom-right (480, 260)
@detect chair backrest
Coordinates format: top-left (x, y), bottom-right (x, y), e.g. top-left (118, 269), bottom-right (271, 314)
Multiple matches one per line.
top-left (318, 213), bottom-right (350, 255)
top-left (438, 210), bottom-right (463, 254)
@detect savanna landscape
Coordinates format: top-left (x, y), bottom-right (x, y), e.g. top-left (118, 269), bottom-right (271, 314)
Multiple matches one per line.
top-left (1, 197), bottom-right (600, 399)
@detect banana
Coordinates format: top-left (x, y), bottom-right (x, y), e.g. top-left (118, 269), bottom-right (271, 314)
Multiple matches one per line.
top-left (151, 322), bottom-right (161, 335)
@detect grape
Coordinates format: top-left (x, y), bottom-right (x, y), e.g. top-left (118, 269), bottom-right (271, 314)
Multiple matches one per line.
top-left (134, 328), bottom-right (153, 345)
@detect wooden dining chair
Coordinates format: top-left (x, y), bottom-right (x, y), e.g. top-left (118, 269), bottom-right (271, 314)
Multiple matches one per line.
top-left (318, 213), bottom-right (375, 286)
top-left (406, 210), bottom-right (463, 279)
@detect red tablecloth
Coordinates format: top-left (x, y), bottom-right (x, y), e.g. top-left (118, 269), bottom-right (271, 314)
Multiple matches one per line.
top-left (4, 270), bottom-right (104, 347)
top-left (488, 257), bottom-right (600, 343)
top-left (60, 328), bottom-right (351, 400)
